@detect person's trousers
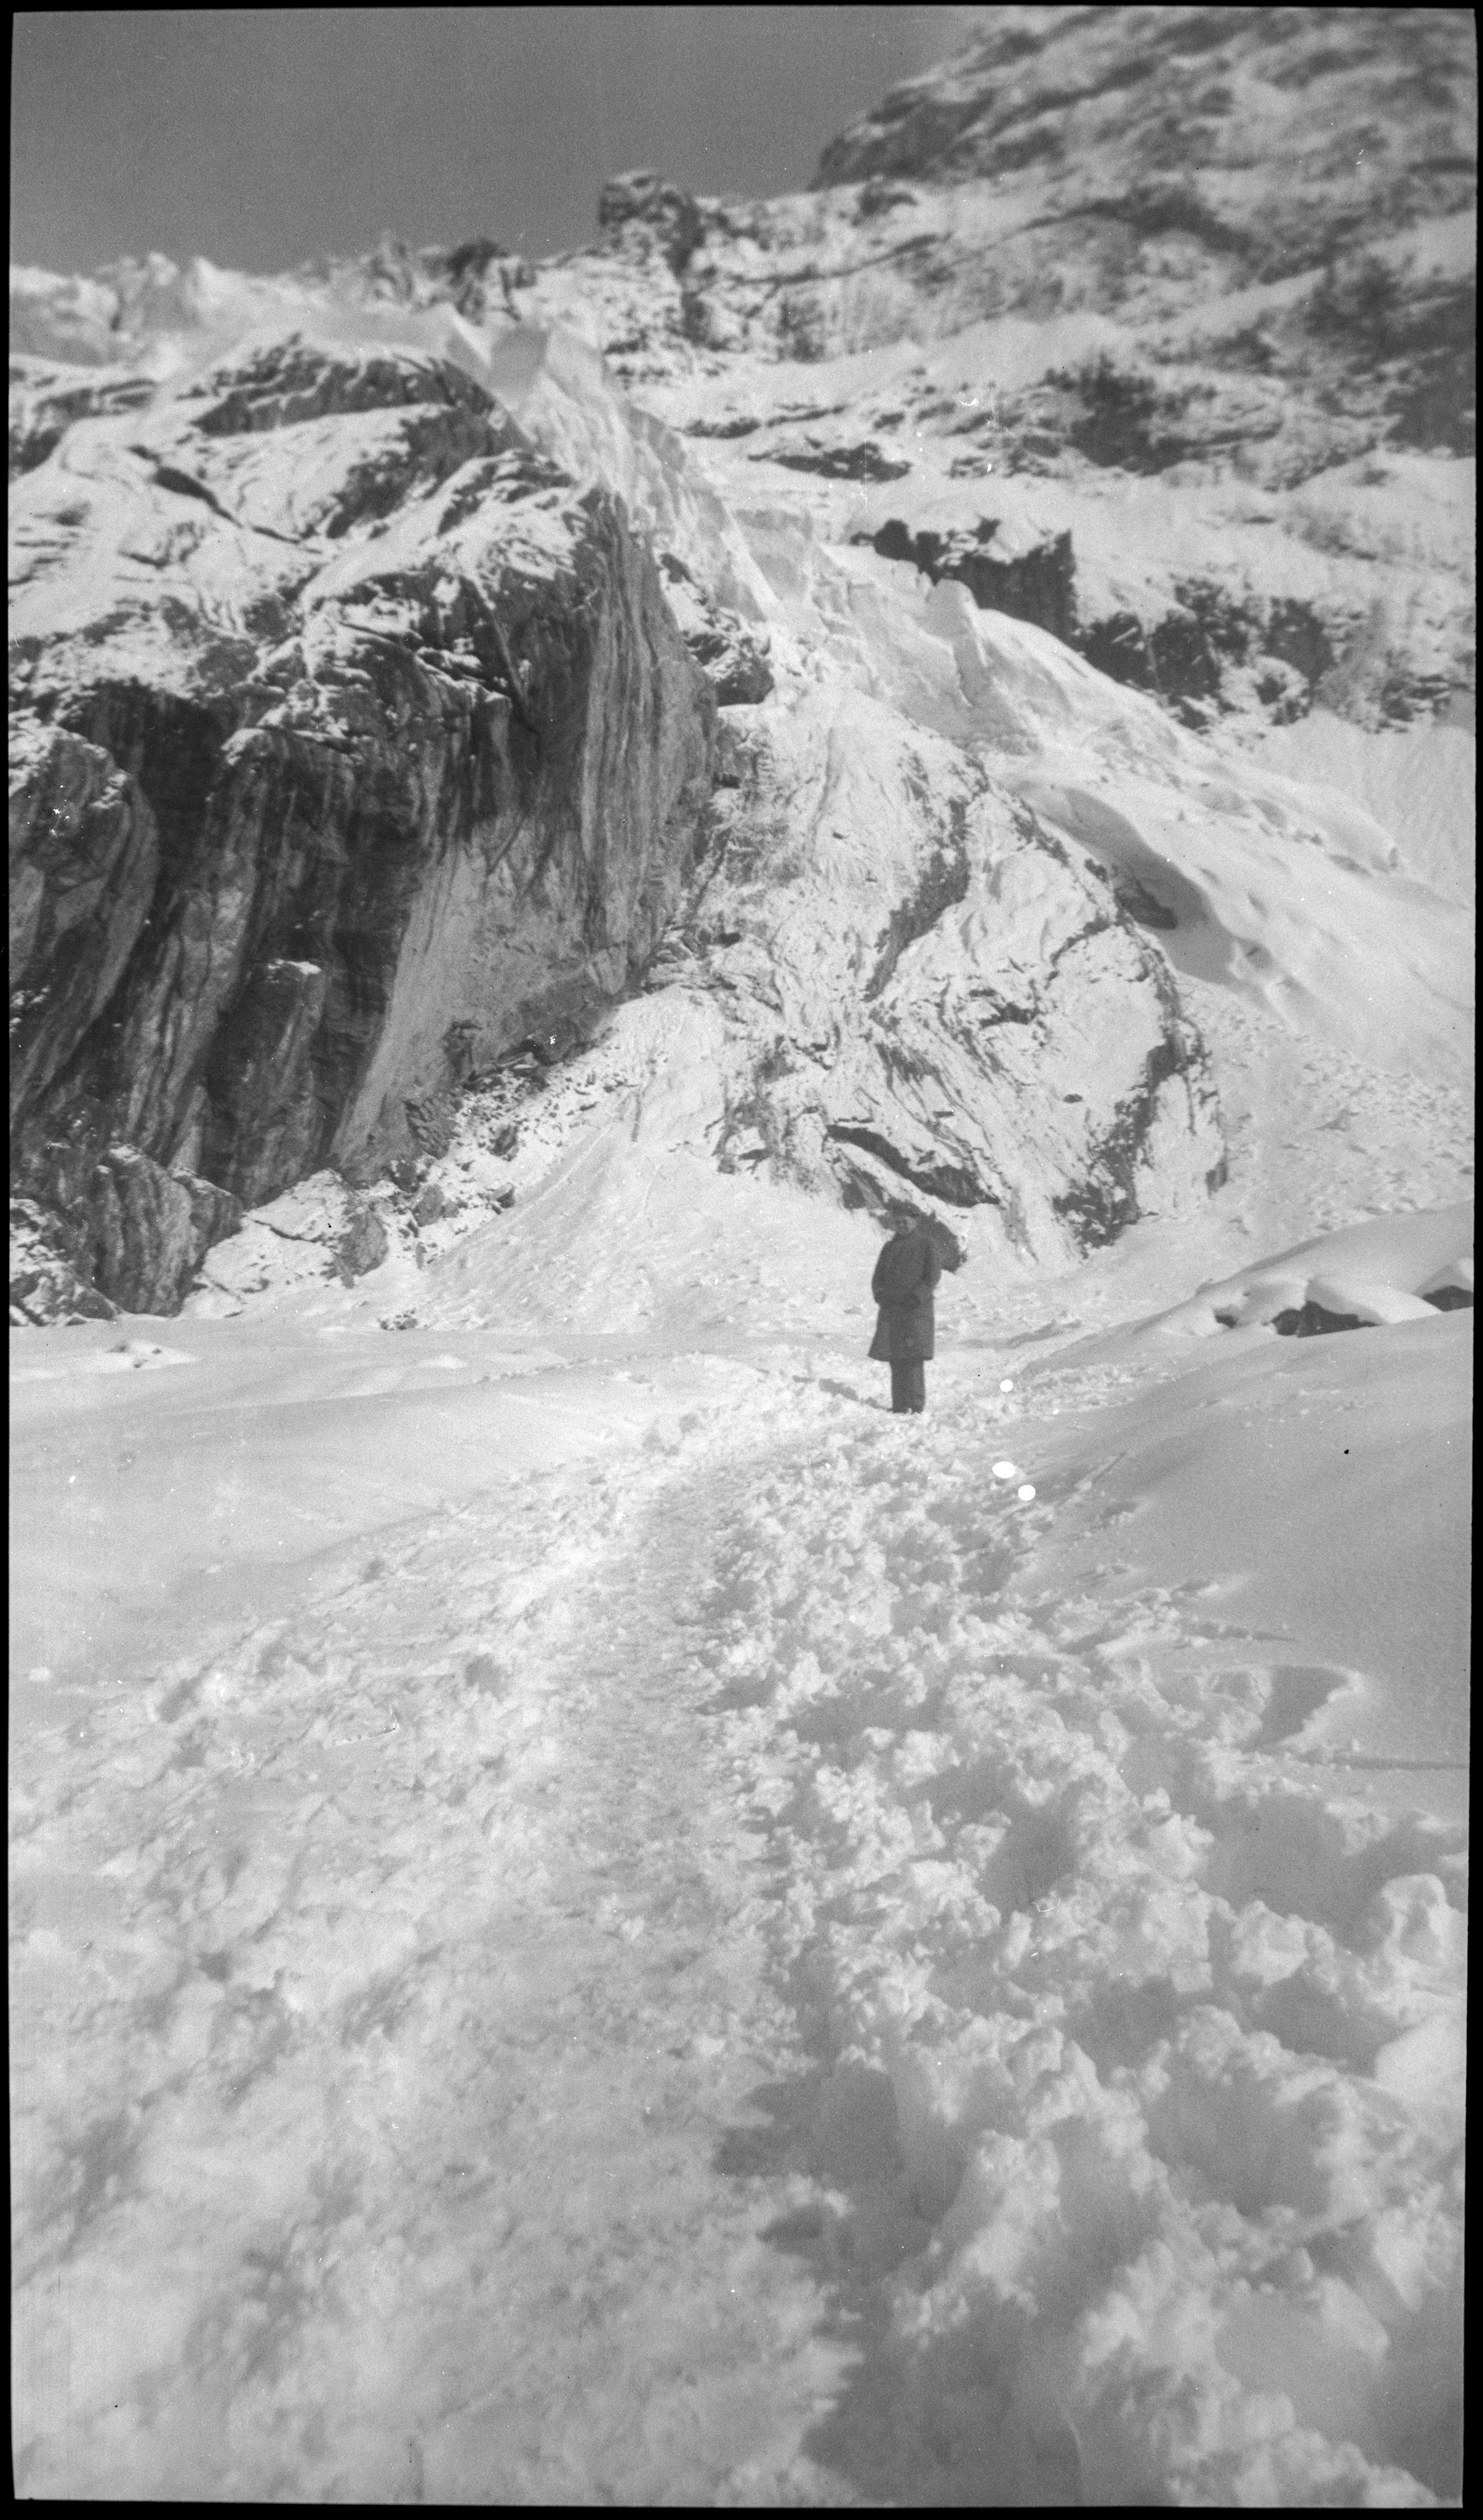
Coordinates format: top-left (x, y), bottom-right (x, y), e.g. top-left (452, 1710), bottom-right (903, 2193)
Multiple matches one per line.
top-left (890, 1358), bottom-right (926, 1414)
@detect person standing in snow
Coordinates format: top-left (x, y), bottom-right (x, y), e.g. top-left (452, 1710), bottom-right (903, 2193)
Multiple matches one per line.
top-left (869, 1203), bottom-right (942, 1413)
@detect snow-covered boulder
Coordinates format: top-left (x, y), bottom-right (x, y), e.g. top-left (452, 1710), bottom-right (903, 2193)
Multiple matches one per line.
top-left (186, 1170), bottom-right (391, 1315)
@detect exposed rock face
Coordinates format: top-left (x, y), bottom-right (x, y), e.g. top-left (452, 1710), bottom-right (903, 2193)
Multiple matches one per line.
top-left (597, 171), bottom-right (705, 277)
top-left (187, 1171), bottom-right (390, 1314)
top-left (86, 1147), bottom-right (243, 1315)
top-left (656, 551), bottom-right (774, 703)
top-left (865, 517), bottom-right (1079, 648)
top-left (187, 337), bottom-right (500, 438)
top-left (10, 344), bottom-right (713, 1311)
top-left (9, 1199), bottom-right (115, 1324)
top-left (856, 512), bottom-right (1361, 727)
top-left (9, 366), bottom-right (156, 477)
top-left (660, 642), bottom-right (1224, 1262)
top-left (768, 438), bottom-right (912, 484)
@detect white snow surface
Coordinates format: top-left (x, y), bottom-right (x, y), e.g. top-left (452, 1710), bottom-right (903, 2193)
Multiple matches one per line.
top-left (12, 1134), bottom-right (1470, 2502)
top-left (1242, 716), bottom-right (1476, 909)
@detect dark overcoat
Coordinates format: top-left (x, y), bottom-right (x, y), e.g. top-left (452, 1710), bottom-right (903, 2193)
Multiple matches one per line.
top-left (868, 1226), bottom-right (943, 1362)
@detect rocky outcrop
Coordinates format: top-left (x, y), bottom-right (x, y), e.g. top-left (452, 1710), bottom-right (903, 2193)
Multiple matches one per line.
top-left (865, 517), bottom-right (1078, 647)
top-left (9, 344), bottom-right (713, 1313)
top-left (9, 1200), bottom-right (114, 1324)
top-left (673, 680), bottom-right (1225, 1265)
top-left (597, 171), bottom-right (705, 276)
top-left (1075, 585), bottom-right (1335, 725)
top-left (657, 552), bottom-right (773, 704)
top-left (187, 1171), bottom-right (390, 1315)
top-left (187, 338), bottom-right (500, 437)
top-left (9, 364), bottom-right (155, 478)
top-left (85, 1147), bottom-right (243, 1315)
top-left (767, 438), bottom-right (911, 484)
top-left (8, 1147), bottom-right (240, 1321)
top-left (858, 514), bottom-right (1359, 725)
top-left (9, 722), bottom-right (161, 1129)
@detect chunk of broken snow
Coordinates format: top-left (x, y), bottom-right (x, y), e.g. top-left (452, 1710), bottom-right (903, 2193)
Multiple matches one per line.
top-left (1302, 1275), bottom-right (1438, 1327)
top-left (1153, 1203), bottom-right (1475, 1337)
top-left (1208, 1275), bottom-right (1309, 1331)
top-left (1417, 1255), bottom-right (1473, 1299)
top-left (1371, 2007), bottom-right (1466, 2142)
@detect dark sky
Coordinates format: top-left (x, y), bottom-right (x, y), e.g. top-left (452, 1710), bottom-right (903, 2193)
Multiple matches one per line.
top-left (11, 7), bottom-right (985, 276)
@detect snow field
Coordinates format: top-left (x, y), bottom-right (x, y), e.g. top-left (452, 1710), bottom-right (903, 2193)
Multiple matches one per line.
top-left (8, 1209), bottom-right (1468, 2502)
top-left (10, 1383), bottom-right (874, 2502)
top-left (695, 1375), bottom-right (1465, 2505)
top-left (1243, 716), bottom-right (1475, 911)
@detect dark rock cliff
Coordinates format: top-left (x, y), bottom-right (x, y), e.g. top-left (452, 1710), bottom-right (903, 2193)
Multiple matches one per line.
top-left (9, 346), bottom-right (713, 1315)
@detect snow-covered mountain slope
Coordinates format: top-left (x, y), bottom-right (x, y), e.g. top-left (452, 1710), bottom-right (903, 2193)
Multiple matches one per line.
top-left (8, 1), bottom-right (1475, 1332)
top-left (481, 3), bottom-right (1477, 730)
top-left (181, 554), bottom-right (1470, 1334)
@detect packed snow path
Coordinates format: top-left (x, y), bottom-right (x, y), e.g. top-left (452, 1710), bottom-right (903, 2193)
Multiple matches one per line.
top-left (13, 1414), bottom-right (860, 2503)
top-left (12, 1327), bottom-right (1466, 2504)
